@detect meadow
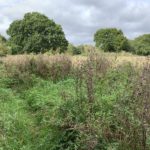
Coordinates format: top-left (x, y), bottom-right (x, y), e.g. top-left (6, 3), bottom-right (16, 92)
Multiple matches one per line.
top-left (0, 50), bottom-right (150, 150)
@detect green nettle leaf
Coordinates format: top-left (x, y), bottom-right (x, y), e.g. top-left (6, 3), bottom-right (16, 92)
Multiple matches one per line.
top-left (94, 28), bottom-right (130, 52)
top-left (7, 12), bottom-right (68, 54)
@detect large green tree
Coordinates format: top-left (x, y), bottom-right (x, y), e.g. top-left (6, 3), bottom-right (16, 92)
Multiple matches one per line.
top-left (130, 34), bottom-right (150, 56)
top-left (7, 12), bottom-right (68, 54)
top-left (94, 28), bottom-right (130, 52)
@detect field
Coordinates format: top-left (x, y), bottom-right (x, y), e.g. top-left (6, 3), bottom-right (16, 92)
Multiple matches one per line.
top-left (0, 52), bottom-right (150, 150)
top-left (72, 52), bottom-right (148, 67)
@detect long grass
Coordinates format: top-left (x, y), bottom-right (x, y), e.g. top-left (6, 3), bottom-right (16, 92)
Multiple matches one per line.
top-left (0, 52), bottom-right (150, 149)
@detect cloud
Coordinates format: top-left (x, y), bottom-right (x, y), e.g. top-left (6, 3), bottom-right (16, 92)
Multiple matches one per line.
top-left (0, 0), bottom-right (150, 44)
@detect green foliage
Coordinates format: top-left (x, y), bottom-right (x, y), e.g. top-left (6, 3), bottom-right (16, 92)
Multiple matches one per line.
top-left (7, 12), bottom-right (68, 54)
top-left (0, 54), bottom-right (150, 149)
top-left (0, 87), bottom-right (34, 150)
top-left (94, 28), bottom-right (130, 52)
top-left (22, 78), bottom-right (76, 149)
top-left (74, 45), bottom-right (84, 55)
top-left (67, 43), bottom-right (83, 55)
top-left (131, 34), bottom-right (150, 56)
top-left (0, 34), bottom-right (11, 56)
top-left (72, 46), bottom-right (82, 55)
top-left (0, 34), bottom-right (7, 43)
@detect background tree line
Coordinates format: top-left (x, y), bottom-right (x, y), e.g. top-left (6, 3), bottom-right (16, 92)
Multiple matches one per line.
top-left (0, 12), bottom-right (149, 56)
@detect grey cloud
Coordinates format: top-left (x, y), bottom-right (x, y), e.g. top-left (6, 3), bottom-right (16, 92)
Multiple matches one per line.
top-left (0, 0), bottom-right (150, 45)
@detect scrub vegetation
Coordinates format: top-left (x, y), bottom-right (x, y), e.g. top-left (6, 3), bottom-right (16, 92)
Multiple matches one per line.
top-left (0, 11), bottom-right (150, 150)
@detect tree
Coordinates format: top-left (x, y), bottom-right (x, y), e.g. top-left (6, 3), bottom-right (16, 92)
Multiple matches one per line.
top-left (130, 34), bottom-right (150, 56)
top-left (7, 12), bottom-right (68, 54)
top-left (94, 28), bottom-right (130, 52)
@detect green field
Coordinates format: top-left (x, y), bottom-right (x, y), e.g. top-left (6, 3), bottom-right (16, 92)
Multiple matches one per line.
top-left (0, 53), bottom-right (150, 150)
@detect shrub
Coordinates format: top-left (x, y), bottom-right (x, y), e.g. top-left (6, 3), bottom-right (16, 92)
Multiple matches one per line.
top-left (0, 35), bottom-right (11, 56)
top-left (130, 34), bottom-right (150, 56)
top-left (67, 43), bottom-right (83, 55)
top-left (0, 44), bottom-right (11, 56)
top-left (72, 46), bottom-right (82, 55)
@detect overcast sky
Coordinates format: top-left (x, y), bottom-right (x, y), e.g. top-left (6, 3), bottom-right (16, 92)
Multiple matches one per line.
top-left (0, 0), bottom-right (150, 45)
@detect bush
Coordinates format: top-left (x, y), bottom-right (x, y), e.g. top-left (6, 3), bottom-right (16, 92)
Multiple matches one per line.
top-left (0, 34), bottom-right (11, 56)
top-left (0, 43), bottom-right (11, 56)
top-left (72, 46), bottom-right (82, 55)
top-left (130, 34), bottom-right (150, 56)
top-left (67, 43), bottom-right (83, 55)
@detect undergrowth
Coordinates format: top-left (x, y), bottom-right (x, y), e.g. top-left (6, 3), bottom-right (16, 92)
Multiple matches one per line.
top-left (0, 54), bottom-right (149, 150)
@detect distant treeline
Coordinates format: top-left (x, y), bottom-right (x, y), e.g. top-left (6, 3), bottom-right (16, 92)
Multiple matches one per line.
top-left (0, 12), bottom-right (150, 56)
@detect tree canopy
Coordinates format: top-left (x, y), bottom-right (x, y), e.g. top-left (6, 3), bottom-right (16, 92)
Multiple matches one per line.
top-left (94, 28), bottom-right (130, 52)
top-left (7, 12), bottom-right (68, 54)
top-left (130, 34), bottom-right (150, 56)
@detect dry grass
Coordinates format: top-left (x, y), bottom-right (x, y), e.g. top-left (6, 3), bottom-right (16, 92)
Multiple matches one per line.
top-left (72, 52), bottom-right (149, 68)
top-left (2, 54), bottom-right (72, 81)
top-left (1, 52), bottom-right (149, 71)
top-left (107, 54), bottom-right (149, 67)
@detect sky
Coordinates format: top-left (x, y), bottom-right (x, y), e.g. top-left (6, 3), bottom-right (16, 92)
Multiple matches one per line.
top-left (0, 0), bottom-right (150, 45)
